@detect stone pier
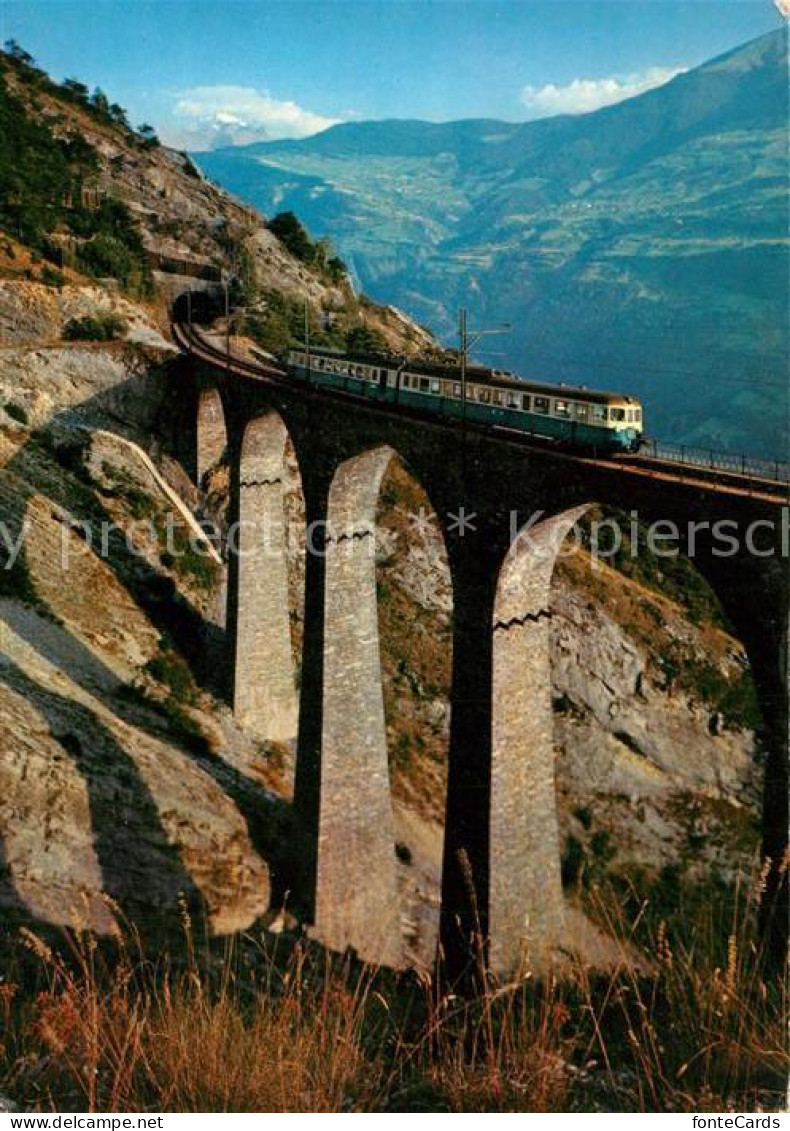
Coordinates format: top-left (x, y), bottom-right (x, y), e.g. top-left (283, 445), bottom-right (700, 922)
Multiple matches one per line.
top-left (314, 447), bottom-right (403, 967)
top-left (233, 413), bottom-right (299, 742)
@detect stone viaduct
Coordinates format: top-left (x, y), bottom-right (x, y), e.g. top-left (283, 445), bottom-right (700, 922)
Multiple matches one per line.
top-left (182, 332), bottom-right (789, 980)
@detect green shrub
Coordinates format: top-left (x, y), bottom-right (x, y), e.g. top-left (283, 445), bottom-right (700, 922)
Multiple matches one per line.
top-left (4, 401), bottom-right (28, 424)
top-left (156, 520), bottom-right (219, 591)
top-left (244, 289), bottom-right (378, 358)
top-left (267, 211), bottom-right (315, 263)
top-left (0, 553), bottom-right (37, 603)
top-left (561, 834), bottom-right (585, 886)
top-left (266, 211), bottom-right (348, 284)
top-left (0, 549), bottom-right (60, 621)
top-left (63, 312), bottom-right (127, 342)
top-left (98, 461), bottom-right (155, 518)
top-left (590, 829), bottom-right (616, 864)
top-left (326, 254), bottom-right (347, 282)
top-left (160, 698), bottom-right (214, 757)
top-left (137, 123), bottom-right (161, 150)
top-left (180, 152), bottom-right (201, 179)
top-left (40, 264), bottom-right (65, 288)
top-left (0, 59), bottom-right (99, 250)
top-left (117, 677), bottom-right (213, 758)
top-left (659, 643), bottom-right (760, 731)
top-left (144, 648), bottom-right (198, 705)
top-left (346, 325), bottom-right (387, 354)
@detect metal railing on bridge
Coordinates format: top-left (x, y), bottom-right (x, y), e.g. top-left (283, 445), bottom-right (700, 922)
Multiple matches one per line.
top-left (639, 438), bottom-right (790, 485)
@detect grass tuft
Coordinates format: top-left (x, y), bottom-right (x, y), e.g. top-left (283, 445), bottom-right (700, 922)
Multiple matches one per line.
top-left (0, 864), bottom-right (785, 1112)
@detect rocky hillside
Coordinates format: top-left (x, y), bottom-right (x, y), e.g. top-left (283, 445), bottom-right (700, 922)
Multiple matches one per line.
top-left (0, 43), bottom-right (431, 357)
top-left (197, 28), bottom-right (789, 457)
top-left (0, 45), bottom-right (763, 969)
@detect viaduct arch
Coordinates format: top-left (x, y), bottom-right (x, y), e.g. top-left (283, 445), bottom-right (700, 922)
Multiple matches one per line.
top-left (181, 338), bottom-right (789, 978)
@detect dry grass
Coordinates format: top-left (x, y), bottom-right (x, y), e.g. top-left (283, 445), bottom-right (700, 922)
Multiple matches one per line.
top-left (0, 868), bottom-right (786, 1113)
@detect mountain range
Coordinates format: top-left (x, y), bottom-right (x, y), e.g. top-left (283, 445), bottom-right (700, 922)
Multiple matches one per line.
top-left (196, 29), bottom-right (789, 457)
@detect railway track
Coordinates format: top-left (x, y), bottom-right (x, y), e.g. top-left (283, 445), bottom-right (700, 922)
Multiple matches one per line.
top-left (173, 321), bottom-right (789, 506)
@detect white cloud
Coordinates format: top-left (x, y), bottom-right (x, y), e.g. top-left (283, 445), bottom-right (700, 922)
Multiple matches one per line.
top-left (520, 65), bottom-right (687, 117)
top-left (169, 84), bottom-right (341, 147)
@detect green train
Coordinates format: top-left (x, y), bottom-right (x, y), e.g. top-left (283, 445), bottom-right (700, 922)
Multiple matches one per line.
top-left (286, 345), bottom-right (644, 453)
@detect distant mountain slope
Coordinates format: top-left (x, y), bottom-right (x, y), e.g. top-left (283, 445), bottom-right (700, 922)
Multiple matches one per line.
top-left (197, 29), bottom-right (789, 456)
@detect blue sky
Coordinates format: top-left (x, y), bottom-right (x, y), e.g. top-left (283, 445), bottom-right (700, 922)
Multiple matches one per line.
top-left (0, 1), bottom-right (782, 146)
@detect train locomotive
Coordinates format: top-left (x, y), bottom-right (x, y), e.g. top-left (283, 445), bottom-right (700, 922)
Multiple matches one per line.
top-left (286, 345), bottom-right (644, 454)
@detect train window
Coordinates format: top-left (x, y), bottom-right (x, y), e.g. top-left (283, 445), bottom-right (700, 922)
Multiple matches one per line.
top-left (554, 400), bottom-right (571, 418)
top-left (610, 407), bottom-right (626, 422)
top-left (506, 392), bottom-right (519, 409)
top-left (492, 390), bottom-right (503, 406)
top-left (533, 396), bottom-right (549, 414)
top-left (420, 377), bottom-right (430, 392)
top-left (431, 380), bottom-right (441, 394)
top-left (521, 394), bottom-right (531, 411)
top-left (634, 409), bottom-right (642, 423)
top-left (478, 388), bottom-right (491, 403)
top-left (574, 403), bottom-right (589, 421)
top-left (453, 383), bottom-right (462, 397)
top-left (592, 404), bottom-right (606, 422)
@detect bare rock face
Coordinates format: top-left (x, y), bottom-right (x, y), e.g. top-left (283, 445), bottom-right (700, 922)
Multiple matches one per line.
top-left (0, 612), bottom-right (269, 936)
top-left (0, 320), bottom-right (273, 941)
top-left (551, 576), bottom-right (757, 800)
top-left (0, 345), bottom-right (169, 440)
top-left (549, 566), bottom-right (759, 877)
top-left (0, 280), bottom-right (173, 350)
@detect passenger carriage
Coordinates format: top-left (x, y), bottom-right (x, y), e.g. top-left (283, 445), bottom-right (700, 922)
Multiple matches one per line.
top-left (286, 345), bottom-right (643, 454)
